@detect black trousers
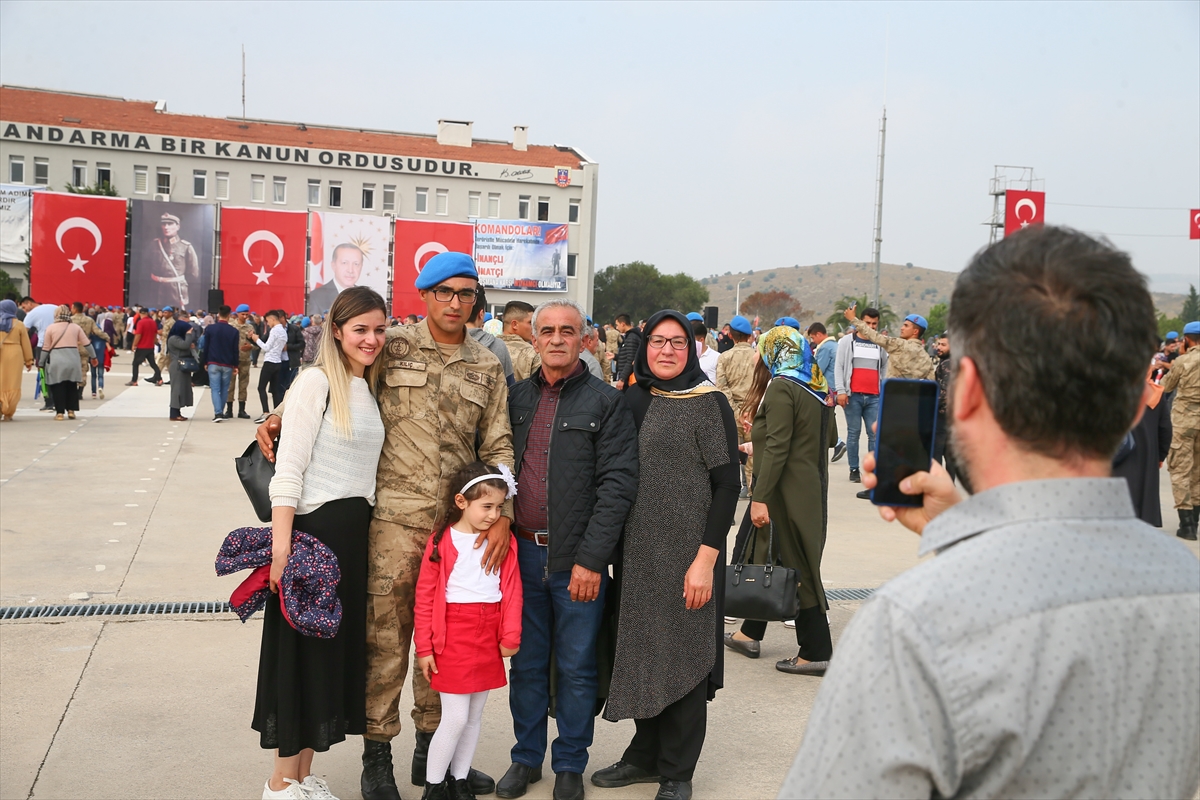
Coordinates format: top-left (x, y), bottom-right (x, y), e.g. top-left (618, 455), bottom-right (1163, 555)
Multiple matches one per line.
top-left (740, 605), bottom-right (833, 662)
top-left (258, 361), bottom-right (282, 414)
top-left (131, 349), bottom-right (161, 383)
top-left (933, 420), bottom-right (959, 484)
top-left (49, 381), bottom-right (79, 413)
top-left (622, 678), bottom-right (708, 782)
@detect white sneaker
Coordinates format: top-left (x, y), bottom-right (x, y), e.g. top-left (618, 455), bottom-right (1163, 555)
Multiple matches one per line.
top-left (302, 775), bottom-right (339, 799)
top-left (262, 778), bottom-right (306, 799)
top-left (784, 619), bottom-right (797, 629)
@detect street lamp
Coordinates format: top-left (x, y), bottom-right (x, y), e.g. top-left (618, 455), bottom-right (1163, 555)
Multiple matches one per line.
top-left (734, 278), bottom-right (750, 315)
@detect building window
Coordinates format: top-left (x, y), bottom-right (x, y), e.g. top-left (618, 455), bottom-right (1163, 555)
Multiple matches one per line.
top-left (328, 181), bottom-right (342, 208)
top-left (467, 191), bottom-right (481, 218)
top-left (569, 199), bottom-right (580, 223)
top-left (72, 161), bottom-right (87, 188)
top-left (382, 185), bottom-right (396, 212)
top-left (272, 176), bottom-right (286, 204)
top-left (435, 189), bottom-right (448, 216)
top-left (362, 183), bottom-right (375, 210)
top-left (96, 163), bottom-right (111, 189)
top-left (518, 195), bottom-right (530, 220)
top-left (487, 193), bottom-right (500, 218)
top-left (34, 158), bottom-right (48, 185)
top-left (155, 168), bottom-right (170, 195)
top-left (250, 174), bottom-right (265, 203)
top-left (192, 170), bottom-right (206, 198)
top-left (537, 197), bottom-right (550, 222)
top-left (307, 179), bottom-right (320, 206)
top-left (216, 172), bottom-right (229, 200)
top-left (134, 166), bottom-right (148, 194)
top-left (567, 253), bottom-right (578, 278)
top-left (415, 188), bottom-right (428, 214)
top-left (8, 156), bottom-right (24, 184)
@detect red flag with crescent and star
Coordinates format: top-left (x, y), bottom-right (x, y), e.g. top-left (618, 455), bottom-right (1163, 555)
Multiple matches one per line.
top-left (391, 219), bottom-right (475, 318)
top-left (1190, 209), bottom-right (1200, 240)
top-left (1004, 190), bottom-right (1046, 236)
top-left (30, 192), bottom-right (127, 306)
top-left (218, 207), bottom-right (308, 314)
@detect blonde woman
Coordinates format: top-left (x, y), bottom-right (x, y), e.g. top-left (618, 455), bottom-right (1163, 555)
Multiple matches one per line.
top-left (254, 286), bottom-right (388, 800)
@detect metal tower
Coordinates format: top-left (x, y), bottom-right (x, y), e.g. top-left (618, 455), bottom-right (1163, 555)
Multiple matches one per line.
top-left (985, 165), bottom-right (1043, 245)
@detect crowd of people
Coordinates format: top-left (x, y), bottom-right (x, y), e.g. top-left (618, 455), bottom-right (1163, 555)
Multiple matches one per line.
top-left (3, 225), bottom-right (1198, 800)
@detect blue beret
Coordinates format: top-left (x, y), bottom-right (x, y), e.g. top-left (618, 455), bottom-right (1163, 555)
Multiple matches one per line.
top-left (729, 315), bottom-right (752, 335)
top-left (150, 308), bottom-right (158, 312)
top-left (586, 315), bottom-right (594, 326)
top-left (774, 316), bottom-right (801, 329)
top-left (301, 316), bottom-right (311, 327)
top-left (235, 304), bottom-right (251, 313)
top-left (1184, 321), bottom-right (1200, 335)
top-left (686, 312), bottom-right (703, 322)
top-left (906, 314), bottom-right (929, 330)
top-left (1165, 331), bottom-right (1178, 340)
top-left (483, 312), bottom-right (493, 323)
top-left (163, 306), bottom-right (174, 312)
top-left (415, 252), bottom-right (477, 290)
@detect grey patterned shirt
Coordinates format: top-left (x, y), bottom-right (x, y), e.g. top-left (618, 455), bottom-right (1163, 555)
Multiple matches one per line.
top-left (780, 478), bottom-right (1200, 800)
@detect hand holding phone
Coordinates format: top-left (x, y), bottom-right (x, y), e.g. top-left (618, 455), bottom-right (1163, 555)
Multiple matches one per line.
top-left (870, 379), bottom-right (939, 507)
top-left (862, 452), bottom-right (959, 534)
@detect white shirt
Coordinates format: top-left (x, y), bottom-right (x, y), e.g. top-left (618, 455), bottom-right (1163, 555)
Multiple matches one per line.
top-left (255, 323), bottom-right (287, 363)
top-left (445, 527), bottom-right (502, 603)
top-left (697, 345), bottom-right (719, 383)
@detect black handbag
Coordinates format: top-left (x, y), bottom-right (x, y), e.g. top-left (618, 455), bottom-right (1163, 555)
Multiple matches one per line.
top-left (177, 355), bottom-right (200, 373)
top-left (234, 437), bottom-right (278, 523)
top-left (723, 521), bottom-right (800, 622)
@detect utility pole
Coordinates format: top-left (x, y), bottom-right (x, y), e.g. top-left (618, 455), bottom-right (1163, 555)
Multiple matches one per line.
top-left (735, 277), bottom-right (749, 315)
top-left (871, 107), bottom-right (887, 311)
top-left (241, 45), bottom-right (246, 122)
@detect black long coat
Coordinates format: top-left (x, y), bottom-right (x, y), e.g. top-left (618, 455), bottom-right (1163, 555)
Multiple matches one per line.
top-left (1113, 396), bottom-right (1172, 527)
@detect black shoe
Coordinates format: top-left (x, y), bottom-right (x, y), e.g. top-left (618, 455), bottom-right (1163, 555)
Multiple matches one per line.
top-left (775, 655), bottom-right (829, 676)
top-left (723, 632), bottom-right (760, 659)
top-left (1180, 508), bottom-right (1198, 541)
top-left (412, 730), bottom-right (434, 787)
top-left (590, 761), bottom-right (660, 789)
top-left (362, 739), bottom-right (403, 800)
top-left (856, 489), bottom-right (872, 500)
top-left (468, 769), bottom-right (495, 796)
top-left (421, 779), bottom-right (450, 800)
top-left (496, 763), bottom-right (542, 799)
top-left (655, 780), bottom-right (693, 800)
top-left (238, 402), bottom-right (251, 419)
top-left (849, 468), bottom-right (861, 483)
top-left (450, 777), bottom-right (477, 800)
top-left (553, 772), bottom-right (584, 800)
top-left (831, 441), bottom-right (847, 462)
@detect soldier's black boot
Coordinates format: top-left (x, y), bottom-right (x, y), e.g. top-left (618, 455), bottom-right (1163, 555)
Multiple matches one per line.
top-left (412, 730), bottom-right (434, 786)
top-left (224, 402), bottom-right (233, 419)
top-left (1177, 509), bottom-right (1193, 539)
top-left (237, 401), bottom-right (251, 419)
top-left (1182, 508), bottom-right (1198, 541)
top-left (362, 738), bottom-right (403, 800)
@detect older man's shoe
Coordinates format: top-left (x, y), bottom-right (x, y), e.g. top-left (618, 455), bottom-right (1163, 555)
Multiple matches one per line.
top-left (723, 632), bottom-right (760, 659)
top-left (495, 763), bottom-right (541, 799)
top-left (775, 656), bottom-right (829, 676)
top-left (590, 761), bottom-right (660, 788)
top-left (361, 739), bottom-right (402, 800)
top-left (553, 772), bottom-right (584, 800)
top-left (655, 780), bottom-right (692, 800)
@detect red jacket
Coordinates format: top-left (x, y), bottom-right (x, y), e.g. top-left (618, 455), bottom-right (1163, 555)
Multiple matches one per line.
top-left (414, 529), bottom-right (522, 659)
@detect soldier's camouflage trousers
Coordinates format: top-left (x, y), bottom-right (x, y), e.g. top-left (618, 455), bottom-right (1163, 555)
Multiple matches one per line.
top-left (364, 518), bottom-right (441, 741)
top-left (1168, 425), bottom-right (1200, 510)
top-left (236, 360), bottom-right (251, 403)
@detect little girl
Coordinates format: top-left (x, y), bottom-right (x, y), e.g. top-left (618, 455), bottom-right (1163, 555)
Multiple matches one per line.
top-left (414, 462), bottom-right (522, 800)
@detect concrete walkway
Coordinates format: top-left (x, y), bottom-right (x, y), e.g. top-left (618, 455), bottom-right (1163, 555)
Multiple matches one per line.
top-left (1, 361), bottom-right (1195, 799)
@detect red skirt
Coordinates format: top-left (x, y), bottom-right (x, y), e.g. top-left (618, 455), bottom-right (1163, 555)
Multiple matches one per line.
top-left (430, 602), bottom-right (506, 694)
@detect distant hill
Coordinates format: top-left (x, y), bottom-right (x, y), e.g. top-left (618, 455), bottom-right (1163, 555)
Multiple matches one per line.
top-left (698, 261), bottom-right (1190, 324)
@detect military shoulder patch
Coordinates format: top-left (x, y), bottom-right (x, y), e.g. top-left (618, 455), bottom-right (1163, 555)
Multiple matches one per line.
top-left (386, 336), bottom-right (415, 361)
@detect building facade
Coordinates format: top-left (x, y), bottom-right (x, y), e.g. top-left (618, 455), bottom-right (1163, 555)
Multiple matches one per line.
top-left (0, 85), bottom-right (599, 315)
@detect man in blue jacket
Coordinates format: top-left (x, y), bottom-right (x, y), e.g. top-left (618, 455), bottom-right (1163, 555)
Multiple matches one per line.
top-left (203, 305), bottom-right (241, 422)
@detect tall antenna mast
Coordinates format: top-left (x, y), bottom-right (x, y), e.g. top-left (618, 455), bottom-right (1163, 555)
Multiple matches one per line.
top-left (871, 24), bottom-right (889, 312)
top-left (241, 45), bottom-right (246, 122)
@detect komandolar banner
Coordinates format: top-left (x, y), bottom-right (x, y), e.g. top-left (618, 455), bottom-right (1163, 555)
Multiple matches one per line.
top-left (30, 192), bottom-right (127, 306)
top-left (474, 220), bottom-right (568, 292)
top-left (1004, 190), bottom-right (1045, 236)
top-left (1, 184), bottom-right (40, 263)
top-left (307, 212), bottom-right (390, 314)
top-left (392, 218), bottom-right (475, 318)
top-left (219, 207), bottom-right (308, 315)
top-left (129, 200), bottom-right (215, 310)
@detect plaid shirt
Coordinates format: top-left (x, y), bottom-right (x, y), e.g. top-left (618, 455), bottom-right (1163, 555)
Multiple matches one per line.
top-left (514, 361), bottom-right (585, 530)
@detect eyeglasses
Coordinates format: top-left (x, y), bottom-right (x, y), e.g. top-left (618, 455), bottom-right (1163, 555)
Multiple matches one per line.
top-left (646, 335), bottom-right (690, 351)
top-left (431, 286), bottom-right (478, 304)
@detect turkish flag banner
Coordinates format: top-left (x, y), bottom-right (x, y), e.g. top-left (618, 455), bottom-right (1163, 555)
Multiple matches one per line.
top-left (392, 219), bottom-right (475, 318)
top-left (30, 192), bottom-right (127, 306)
top-left (219, 207), bottom-right (308, 315)
top-left (1004, 190), bottom-right (1046, 236)
top-left (1190, 209), bottom-right (1200, 240)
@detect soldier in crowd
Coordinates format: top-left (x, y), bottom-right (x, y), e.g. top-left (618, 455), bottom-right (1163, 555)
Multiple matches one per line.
top-left (603, 323), bottom-right (620, 382)
top-left (70, 302), bottom-right (110, 399)
top-left (1161, 320), bottom-right (1200, 540)
top-left (257, 252), bottom-right (512, 800)
top-left (500, 300), bottom-right (542, 382)
top-left (146, 213), bottom-right (200, 309)
top-left (230, 304), bottom-right (255, 419)
top-left (843, 307), bottom-right (936, 380)
top-left (716, 314), bottom-right (759, 496)
top-left (112, 306), bottom-right (127, 349)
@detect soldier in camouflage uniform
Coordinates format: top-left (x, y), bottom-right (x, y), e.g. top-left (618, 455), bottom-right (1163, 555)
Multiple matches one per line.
top-left (604, 325), bottom-right (620, 382)
top-left (232, 304), bottom-right (255, 419)
top-left (258, 253), bottom-right (512, 800)
top-left (843, 308), bottom-right (935, 380)
top-left (1161, 322), bottom-right (1200, 540)
top-left (717, 315), bottom-right (759, 493)
top-left (500, 300), bottom-right (541, 382)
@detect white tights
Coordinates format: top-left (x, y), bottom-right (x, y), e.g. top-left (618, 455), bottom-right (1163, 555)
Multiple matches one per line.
top-left (426, 690), bottom-right (488, 783)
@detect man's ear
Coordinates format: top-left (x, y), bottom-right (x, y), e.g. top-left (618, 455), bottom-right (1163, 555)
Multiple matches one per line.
top-left (952, 356), bottom-right (985, 424)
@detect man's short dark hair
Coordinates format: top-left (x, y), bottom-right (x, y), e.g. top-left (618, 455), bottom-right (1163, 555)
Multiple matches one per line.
top-left (936, 332), bottom-right (949, 341)
top-left (218, 305), bottom-right (231, 318)
top-left (861, 307), bottom-right (880, 320)
top-left (690, 319), bottom-right (708, 340)
top-left (807, 322), bottom-right (827, 336)
top-left (72, 302), bottom-right (84, 313)
top-left (949, 226), bottom-right (1157, 460)
top-left (20, 296), bottom-right (34, 304)
top-left (1186, 334), bottom-right (1200, 346)
top-left (730, 329), bottom-right (750, 343)
top-left (470, 287), bottom-right (488, 324)
top-left (615, 314), bottom-right (631, 326)
top-left (503, 300), bottom-right (534, 321)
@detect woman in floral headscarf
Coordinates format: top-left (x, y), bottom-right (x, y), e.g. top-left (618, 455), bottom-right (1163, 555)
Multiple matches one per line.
top-left (723, 325), bottom-right (835, 676)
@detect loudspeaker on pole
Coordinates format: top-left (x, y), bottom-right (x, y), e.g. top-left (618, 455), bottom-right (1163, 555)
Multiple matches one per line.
top-left (703, 306), bottom-right (718, 329)
top-left (208, 289), bottom-right (225, 311)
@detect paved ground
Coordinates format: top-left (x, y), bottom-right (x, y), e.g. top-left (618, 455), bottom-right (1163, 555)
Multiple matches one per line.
top-left (1, 360), bottom-right (1195, 800)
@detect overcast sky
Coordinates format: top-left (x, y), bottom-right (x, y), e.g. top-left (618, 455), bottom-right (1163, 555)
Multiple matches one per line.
top-left (2, 1), bottom-right (1197, 294)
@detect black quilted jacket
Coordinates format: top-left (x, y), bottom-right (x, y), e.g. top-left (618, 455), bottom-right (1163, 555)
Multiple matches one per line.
top-left (509, 367), bottom-right (639, 574)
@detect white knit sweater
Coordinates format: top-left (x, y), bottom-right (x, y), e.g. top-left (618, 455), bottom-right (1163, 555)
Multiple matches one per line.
top-left (268, 367), bottom-right (384, 515)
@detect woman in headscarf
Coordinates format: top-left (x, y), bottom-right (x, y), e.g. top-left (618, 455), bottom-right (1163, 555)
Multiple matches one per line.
top-left (0, 299), bottom-right (34, 420)
top-left (166, 311), bottom-right (198, 421)
top-left (40, 305), bottom-right (93, 420)
top-left (593, 310), bottom-right (740, 800)
top-left (723, 325), bottom-right (834, 676)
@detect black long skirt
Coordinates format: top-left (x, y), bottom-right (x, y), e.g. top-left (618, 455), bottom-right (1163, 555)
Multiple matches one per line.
top-left (251, 497), bottom-right (369, 756)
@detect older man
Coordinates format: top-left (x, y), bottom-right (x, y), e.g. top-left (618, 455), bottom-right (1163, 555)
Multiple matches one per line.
top-left (782, 227), bottom-right (1200, 799)
top-left (497, 299), bottom-right (639, 800)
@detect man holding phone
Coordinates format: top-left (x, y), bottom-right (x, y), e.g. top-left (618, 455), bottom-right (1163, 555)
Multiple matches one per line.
top-left (780, 227), bottom-right (1199, 800)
